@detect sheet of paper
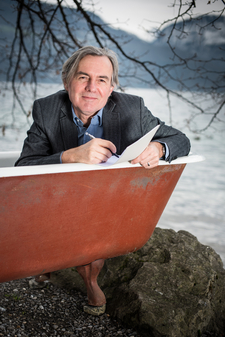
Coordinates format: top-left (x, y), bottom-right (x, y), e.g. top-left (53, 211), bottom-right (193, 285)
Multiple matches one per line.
top-left (100, 124), bottom-right (160, 167)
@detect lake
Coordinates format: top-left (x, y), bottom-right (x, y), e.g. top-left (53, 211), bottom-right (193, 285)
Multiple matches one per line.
top-left (1, 83), bottom-right (225, 264)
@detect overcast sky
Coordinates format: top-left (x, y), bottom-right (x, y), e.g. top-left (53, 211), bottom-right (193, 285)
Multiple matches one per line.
top-left (45, 0), bottom-right (224, 41)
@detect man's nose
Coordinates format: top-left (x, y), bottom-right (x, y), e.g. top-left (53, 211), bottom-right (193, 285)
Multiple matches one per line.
top-left (85, 79), bottom-right (96, 92)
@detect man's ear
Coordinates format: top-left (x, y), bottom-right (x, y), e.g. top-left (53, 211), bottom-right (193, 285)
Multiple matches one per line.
top-left (64, 81), bottom-right (68, 91)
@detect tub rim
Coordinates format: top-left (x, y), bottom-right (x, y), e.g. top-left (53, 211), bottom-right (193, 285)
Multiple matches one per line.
top-left (0, 151), bottom-right (205, 178)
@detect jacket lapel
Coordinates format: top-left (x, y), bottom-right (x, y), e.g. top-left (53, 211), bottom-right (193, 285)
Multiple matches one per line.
top-left (59, 98), bottom-right (78, 150)
top-left (103, 96), bottom-right (121, 154)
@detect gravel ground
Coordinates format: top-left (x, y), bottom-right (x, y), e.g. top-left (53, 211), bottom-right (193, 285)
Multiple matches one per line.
top-left (0, 278), bottom-right (222, 337)
top-left (0, 277), bottom-right (142, 337)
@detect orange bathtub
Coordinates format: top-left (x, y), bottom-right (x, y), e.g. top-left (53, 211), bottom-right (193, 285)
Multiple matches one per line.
top-left (0, 152), bottom-right (203, 307)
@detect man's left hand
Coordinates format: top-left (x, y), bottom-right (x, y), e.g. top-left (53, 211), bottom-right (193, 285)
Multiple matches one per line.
top-left (130, 142), bottom-right (164, 169)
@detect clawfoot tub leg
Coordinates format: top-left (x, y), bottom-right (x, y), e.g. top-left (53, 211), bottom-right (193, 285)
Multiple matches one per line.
top-left (29, 272), bottom-right (51, 289)
top-left (35, 273), bottom-right (51, 282)
top-left (76, 259), bottom-right (106, 315)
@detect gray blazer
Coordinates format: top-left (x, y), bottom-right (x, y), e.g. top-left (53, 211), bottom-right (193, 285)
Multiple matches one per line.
top-left (15, 90), bottom-right (190, 166)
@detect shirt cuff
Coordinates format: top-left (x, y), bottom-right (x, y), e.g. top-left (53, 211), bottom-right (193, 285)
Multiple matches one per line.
top-left (156, 142), bottom-right (169, 159)
top-left (60, 152), bottom-right (64, 163)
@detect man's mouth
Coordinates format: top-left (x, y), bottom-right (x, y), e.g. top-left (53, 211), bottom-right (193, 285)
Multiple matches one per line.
top-left (82, 95), bottom-right (97, 100)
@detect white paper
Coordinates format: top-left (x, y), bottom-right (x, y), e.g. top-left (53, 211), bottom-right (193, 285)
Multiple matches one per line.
top-left (100, 125), bottom-right (160, 167)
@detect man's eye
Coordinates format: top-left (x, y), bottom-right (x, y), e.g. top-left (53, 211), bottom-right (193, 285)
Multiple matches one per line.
top-left (79, 76), bottom-right (88, 81)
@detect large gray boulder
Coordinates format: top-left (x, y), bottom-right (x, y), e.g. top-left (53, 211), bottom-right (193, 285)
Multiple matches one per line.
top-left (51, 228), bottom-right (225, 337)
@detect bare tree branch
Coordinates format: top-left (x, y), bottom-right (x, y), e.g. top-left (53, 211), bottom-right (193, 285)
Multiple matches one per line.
top-left (0, 0), bottom-right (224, 134)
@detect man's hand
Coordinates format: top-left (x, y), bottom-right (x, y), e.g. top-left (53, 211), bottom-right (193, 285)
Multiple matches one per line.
top-left (131, 142), bottom-right (164, 169)
top-left (61, 138), bottom-right (117, 164)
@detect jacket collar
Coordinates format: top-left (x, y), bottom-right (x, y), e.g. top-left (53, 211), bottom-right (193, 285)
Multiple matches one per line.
top-left (60, 93), bottom-right (78, 150)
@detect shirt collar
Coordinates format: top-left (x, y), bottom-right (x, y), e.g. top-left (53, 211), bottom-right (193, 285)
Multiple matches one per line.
top-left (72, 105), bottom-right (103, 127)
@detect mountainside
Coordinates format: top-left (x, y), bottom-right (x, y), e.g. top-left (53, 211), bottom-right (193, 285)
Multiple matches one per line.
top-left (152, 15), bottom-right (225, 67)
top-left (0, 0), bottom-right (224, 90)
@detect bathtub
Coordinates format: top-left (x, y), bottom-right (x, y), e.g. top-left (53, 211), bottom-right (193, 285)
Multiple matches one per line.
top-left (0, 151), bottom-right (204, 308)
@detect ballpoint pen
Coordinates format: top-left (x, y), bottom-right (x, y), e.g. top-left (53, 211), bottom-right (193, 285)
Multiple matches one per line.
top-left (85, 132), bottom-right (119, 158)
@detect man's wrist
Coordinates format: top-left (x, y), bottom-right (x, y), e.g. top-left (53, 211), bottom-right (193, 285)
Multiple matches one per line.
top-left (61, 150), bottom-right (73, 163)
top-left (161, 144), bottom-right (166, 159)
top-left (151, 141), bottom-right (168, 159)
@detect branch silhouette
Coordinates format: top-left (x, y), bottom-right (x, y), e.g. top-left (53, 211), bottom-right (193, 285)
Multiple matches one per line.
top-left (1, 0), bottom-right (224, 134)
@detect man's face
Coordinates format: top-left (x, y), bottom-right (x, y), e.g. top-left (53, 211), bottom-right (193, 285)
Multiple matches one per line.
top-left (64, 55), bottom-right (114, 126)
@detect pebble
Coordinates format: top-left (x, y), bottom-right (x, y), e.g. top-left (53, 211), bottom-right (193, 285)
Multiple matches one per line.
top-left (0, 278), bottom-right (142, 336)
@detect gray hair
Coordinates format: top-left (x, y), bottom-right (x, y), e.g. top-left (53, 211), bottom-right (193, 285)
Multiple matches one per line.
top-left (62, 46), bottom-right (119, 87)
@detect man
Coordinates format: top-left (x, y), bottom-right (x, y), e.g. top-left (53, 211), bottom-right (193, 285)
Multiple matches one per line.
top-left (15, 46), bottom-right (190, 316)
top-left (15, 46), bottom-right (190, 168)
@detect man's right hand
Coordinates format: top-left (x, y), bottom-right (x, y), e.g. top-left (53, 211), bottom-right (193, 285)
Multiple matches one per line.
top-left (61, 138), bottom-right (117, 164)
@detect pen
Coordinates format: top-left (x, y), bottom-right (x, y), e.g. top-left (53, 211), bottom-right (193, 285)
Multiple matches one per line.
top-left (85, 132), bottom-right (119, 158)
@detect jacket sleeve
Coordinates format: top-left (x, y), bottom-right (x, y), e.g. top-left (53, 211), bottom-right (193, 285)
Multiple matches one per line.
top-left (15, 99), bottom-right (62, 166)
top-left (140, 97), bottom-right (191, 162)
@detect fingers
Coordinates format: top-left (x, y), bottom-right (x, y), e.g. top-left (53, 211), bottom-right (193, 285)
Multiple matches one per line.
top-left (61, 139), bottom-right (117, 164)
top-left (86, 139), bottom-right (117, 164)
top-left (139, 158), bottom-right (159, 169)
top-left (131, 142), bottom-right (161, 169)
top-left (97, 139), bottom-right (117, 156)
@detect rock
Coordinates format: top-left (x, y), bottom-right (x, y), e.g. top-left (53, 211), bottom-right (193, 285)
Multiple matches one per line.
top-left (51, 228), bottom-right (225, 337)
